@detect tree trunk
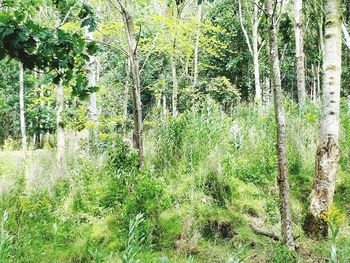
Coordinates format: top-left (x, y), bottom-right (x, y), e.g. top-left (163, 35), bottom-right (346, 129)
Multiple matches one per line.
top-left (294, 0), bottom-right (306, 106)
top-left (342, 22), bottom-right (350, 50)
top-left (171, 54), bottom-right (178, 117)
top-left (121, 0), bottom-right (144, 168)
top-left (86, 30), bottom-right (98, 123)
top-left (56, 81), bottom-right (65, 163)
top-left (266, 0), bottom-right (294, 249)
top-left (123, 59), bottom-right (130, 134)
top-left (311, 64), bottom-right (316, 103)
top-left (303, 0), bottom-right (342, 240)
top-left (238, 0), bottom-right (262, 102)
top-left (317, 61), bottom-right (321, 103)
top-left (252, 0), bottom-right (262, 101)
top-left (193, 3), bottom-right (202, 87)
top-left (163, 93), bottom-right (167, 115)
top-left (19, 62), bottom-right (27, 151)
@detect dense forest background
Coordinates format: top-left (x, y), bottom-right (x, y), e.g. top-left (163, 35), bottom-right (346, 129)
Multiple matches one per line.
top-left (0, 0), bottom-right (350, 262)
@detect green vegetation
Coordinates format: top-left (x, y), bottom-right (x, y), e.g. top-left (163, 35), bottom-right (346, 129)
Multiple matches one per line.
top-left (1, 0), bottom-right (350, 262)
top-left (0, 99), bottom-right (349, 262)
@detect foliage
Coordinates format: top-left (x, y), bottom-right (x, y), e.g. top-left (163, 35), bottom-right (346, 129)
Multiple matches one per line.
top-left (0, 0), bottom-right (98, 97)
top-left (322, 206), bottom-right (346, 263)
top-left (123, 213), bottom-right (145, 263)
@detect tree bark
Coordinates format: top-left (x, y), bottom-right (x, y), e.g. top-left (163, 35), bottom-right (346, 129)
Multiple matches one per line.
top-left (252, 0), bottom-right (262, 101)
top-left (120, 0), bottom-right (144, 168)
top-left (56, 81), bottom-right (65, 163)
top-left (171, 54), bottom-right (178, 117)
top-left (342, 22), bottom-right (350, 50)
top-left (86, 30), bottom-right (99, 123)
top-left (304, 0), bottom-right (342, 240)
top-left (294, 0), bottom-right (306, 106)
top-left (266, 0), bottom-right (294, 250)
top-left (193, 3), bottom-right (202, 87)
top-left (162, 92), bottom-right (167, 122)
top-left (238, 0), bottom-right (262, 102)
top-left (123, 59), bottom-right (130, 134)
top-left (19, 62), bottom-right (27, 151)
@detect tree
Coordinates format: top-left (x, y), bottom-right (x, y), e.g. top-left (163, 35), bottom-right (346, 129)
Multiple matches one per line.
top-left (304, 0), bottom-right (342, 240)
top-left (294, 0), bottom-right (306, 106)
top-left (56, 80), bottom-right (65, 163)
top-left (19, 62), bottom-right (27, 151)
top-left (86, 29), bottom-right (99, 123)
top-left (266, 0), bottom-right (294, 249)
top-left (193, 2), bottom-right (202, 87)
top-left (238, 0), bottom-right (263, 102)
top-left (118, 0), bottom-right (144, 168)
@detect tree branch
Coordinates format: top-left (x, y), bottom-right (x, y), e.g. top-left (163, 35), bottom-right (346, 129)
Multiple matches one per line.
top-left (238, 0), bottom-right (253, 56)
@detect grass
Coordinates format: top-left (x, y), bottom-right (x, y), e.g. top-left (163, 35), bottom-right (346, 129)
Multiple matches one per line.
top-left (0, 98), bottom-right (349, 262)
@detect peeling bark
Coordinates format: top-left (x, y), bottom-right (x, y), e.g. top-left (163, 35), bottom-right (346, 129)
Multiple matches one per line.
top-left (120, 0), bottom-right (144, 168)
top-left (304, 0), bottom-right (342, 240)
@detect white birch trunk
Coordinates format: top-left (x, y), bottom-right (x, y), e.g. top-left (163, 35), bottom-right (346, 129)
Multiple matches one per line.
top-left (86, 30), bottom-right (98, 122)
top-left (252, 0), bottom-right (262, 101)
top-left (19, 62), bottom-right (27, 151)
top-left (56, 81), bottom-right (65, 163)
top-left (238, 0), bottom-right (262, 102)
top-left (304, 0), bottom-right (342, 240)
top-left (193, 4), bottom-right (202, 87)
top-left (162, 92), bottom-right (167, 123)
top-left (342, 22), bottom-right (350, 50)
top-left (294, 0), bottom-right (306, 106)
top-left (171, 55), bottom-right (178, 117)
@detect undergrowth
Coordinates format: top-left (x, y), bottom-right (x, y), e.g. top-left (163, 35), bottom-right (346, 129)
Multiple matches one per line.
top-left (0, 99), bottom-right (349, 262)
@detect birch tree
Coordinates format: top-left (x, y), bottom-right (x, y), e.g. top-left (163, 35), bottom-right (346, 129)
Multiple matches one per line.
top-left (266, 0), bottom-right (294, 249)
top-left (56, 81), bottom-right (65, 163)
top-left (238, 0), bottom-right (263, 102)
top-left (118, 0), bottom-right (144, 168)
top-left (304, 0), bottom-right (342, 239)
top-left (193, 3), bottom-right (202, 87)
top-left (19, 62), bottom-right (27, 151)
top-left (294, 0), bottom-right (306, 106)
top-left (86, 29), bottom-right (98, 123)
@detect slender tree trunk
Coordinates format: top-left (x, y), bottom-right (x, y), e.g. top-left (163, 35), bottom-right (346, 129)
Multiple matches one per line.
top-left (252, 0), bottom-right (262, 101)
top-left (19, 62), bottom-right (27, 151)
top-left (86, 30), bottom-right (98, 123)
top-left (120, 0), bottom-right (144, 168)
top-left (294, 0), bottom-right (306, 106)
top-left (56, 81), bottom-right (65, 163)
top-left (311, 64), bottom-right (316, 103)
top-left (342, 22), bottom-right (350, 50)
top-left (266, 0), bottom-right (294, 249)
top-left (238, 0), bottom-right (262, 102)
top-left (303, 0), bottom-right (342, 240)
top-left (193, 3), bottom-right (202, 87)
top-left (317, 61), bottom-right (321, 103)
top-left (171, 54), bottom-right (178, 117)
top-left (162, 92), bottom-right (167, 123)
top-left (319, 19), bottom-right (324, 59)
top-left (123, 59), bottom-right (130, 134)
